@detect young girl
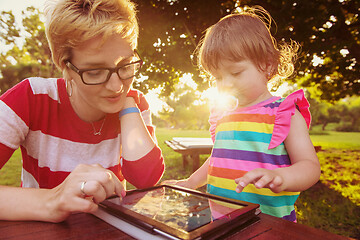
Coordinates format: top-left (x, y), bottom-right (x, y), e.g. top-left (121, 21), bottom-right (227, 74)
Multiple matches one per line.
top-left (165, 6), bottom-right (320, 222)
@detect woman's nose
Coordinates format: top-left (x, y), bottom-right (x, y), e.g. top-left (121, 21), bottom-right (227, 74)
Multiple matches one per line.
top-left (105, 72), bottom-right (123, 92)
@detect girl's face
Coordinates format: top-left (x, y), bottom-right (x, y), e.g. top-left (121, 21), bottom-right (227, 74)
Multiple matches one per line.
top-left (66, 34), bottom-right (136, 122)
top-left (212, 59), bottom-right (271, 108)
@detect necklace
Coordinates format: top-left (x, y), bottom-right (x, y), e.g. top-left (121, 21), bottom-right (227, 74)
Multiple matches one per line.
top-left (91, 117), bottom-right (106, 136)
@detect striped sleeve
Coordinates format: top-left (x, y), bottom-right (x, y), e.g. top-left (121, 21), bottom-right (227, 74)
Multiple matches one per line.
top-left (0, 79), bottom-right (32, 149)
top-left (0, 143), bottom-right (16, 169)
top-left (121, 144), bottom-right (164, 189)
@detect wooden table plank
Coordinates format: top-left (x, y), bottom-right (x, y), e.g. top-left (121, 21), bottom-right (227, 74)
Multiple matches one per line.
top-left (0, 213), bottom-right (134, 240)
top-left (0, 212), bottom-right (349, 240)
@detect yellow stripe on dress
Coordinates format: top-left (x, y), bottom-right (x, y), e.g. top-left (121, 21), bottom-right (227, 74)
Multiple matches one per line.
top-left (207, 175), bottom-right (300, 197)
top-left (215, 121), bottom-right (274, 134)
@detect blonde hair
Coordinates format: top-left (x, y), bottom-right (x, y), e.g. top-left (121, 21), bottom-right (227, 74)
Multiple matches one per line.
top-left (44, 0), bottom-right (138, 71)
top-left (197, 6), bottom-right (298, 82)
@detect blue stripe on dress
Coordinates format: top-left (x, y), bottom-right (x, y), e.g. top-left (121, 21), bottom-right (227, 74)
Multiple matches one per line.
top-left (215, 131), bottom-right (275, 144)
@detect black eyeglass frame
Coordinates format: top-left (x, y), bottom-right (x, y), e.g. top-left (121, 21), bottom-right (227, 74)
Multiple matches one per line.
top-left (65, 50), bottom-right (143, 85)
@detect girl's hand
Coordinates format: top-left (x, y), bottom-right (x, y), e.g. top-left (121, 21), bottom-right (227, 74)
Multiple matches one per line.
top-left (234, 168), bottom-right (285, 193)
top-left (47, 164), bottom-right (124, 222)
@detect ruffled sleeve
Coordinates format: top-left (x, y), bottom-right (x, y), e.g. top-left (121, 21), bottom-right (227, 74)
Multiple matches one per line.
top-left (268, 89), bottom-right (311, 149)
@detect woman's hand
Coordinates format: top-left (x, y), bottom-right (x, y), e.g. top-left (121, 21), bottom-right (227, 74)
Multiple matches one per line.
top-left (234, 168), bottom-right (285, 194)
top-left (47, 164), bottom-right (124, 222)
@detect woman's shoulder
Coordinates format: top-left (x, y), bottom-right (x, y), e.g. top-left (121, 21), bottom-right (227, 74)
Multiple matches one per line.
top-left (26, 77), bottom-right (62, 93)
top-left (127, 88), bottom-right (149, 111)
top-left (0, 77), bottom-right (66, 110)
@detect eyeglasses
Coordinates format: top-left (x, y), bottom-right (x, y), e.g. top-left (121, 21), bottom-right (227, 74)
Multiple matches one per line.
top-left (65, 51), bottom-right (143, 85)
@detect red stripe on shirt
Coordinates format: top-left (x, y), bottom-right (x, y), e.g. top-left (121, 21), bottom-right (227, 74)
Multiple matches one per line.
top-left (122, 146), bottom-right (164, 189)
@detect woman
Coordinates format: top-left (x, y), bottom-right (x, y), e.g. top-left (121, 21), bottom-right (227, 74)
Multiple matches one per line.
top-left (0, 0), bottom-right (164, 223)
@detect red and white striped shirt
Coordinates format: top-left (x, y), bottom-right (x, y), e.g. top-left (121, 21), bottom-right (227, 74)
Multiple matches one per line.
top-left (0, 77), bottom-right (164, 189)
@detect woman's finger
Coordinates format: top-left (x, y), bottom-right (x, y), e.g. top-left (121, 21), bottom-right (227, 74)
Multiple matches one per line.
top-left (80, 180), bottom-right (107, 204)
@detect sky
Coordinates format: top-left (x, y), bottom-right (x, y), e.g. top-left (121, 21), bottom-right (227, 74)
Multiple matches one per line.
top-left (0, 0), bottom-right (46, 16)
top-left (0, 0), bottom-right (47, 53)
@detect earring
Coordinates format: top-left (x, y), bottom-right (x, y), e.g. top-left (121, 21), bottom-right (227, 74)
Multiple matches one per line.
top-left (66, 80), bottom-right (73, 97)
top-left (267, 72), bottom-right (271, 80)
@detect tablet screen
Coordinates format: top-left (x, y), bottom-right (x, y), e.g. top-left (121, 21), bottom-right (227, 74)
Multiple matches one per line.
top-left (106, 185), bottom-right (252, 233)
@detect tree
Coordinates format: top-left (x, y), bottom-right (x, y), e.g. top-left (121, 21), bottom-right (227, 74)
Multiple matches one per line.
top-left (1, 1), bottom-right (359, 101)
top-left (0, 7), bottom-right (60, 94)
top-left (157, 82), bottom-right (210, 129)
top-left (309, 95), bottom-right (360, 132)
top-left (133, 0), bottom-right (359, 101)
top-left (336, 96), bottom-right (360, 132)
top-left (309, 99), bottom-right (341, 131)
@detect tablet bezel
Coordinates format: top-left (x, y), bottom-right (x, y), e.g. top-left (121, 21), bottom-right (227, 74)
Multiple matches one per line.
top-left (98, 185), bottom-right (260, 240)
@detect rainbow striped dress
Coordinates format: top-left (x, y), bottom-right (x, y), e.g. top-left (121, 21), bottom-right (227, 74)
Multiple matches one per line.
top-left (207, 89), bottom-right (311, 222)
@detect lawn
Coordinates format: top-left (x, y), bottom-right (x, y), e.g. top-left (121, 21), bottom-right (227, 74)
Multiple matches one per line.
top-left (0, 127), bottom-right (359, 238)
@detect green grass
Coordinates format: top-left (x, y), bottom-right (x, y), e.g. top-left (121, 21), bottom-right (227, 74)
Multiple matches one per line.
top-left (0, 149), bottom-right (21, 186)
top-left (156, 128), bottom-right (211, 180)
top-left (310, 130), bottom-right (360, 149)
top-left (1, 127), bottom-right (359, 238)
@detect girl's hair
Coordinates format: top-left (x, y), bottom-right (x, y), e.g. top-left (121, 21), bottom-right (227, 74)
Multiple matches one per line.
top-left (44, 0), bottom-right (138, 71)
top-left (197, 6), bottom-right (298, 82)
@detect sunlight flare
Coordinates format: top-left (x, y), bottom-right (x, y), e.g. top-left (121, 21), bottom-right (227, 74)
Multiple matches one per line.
top-left (202, 87), bottom-right (239, 112)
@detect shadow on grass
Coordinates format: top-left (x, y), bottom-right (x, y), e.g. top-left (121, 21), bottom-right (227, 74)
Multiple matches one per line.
top-left (296, 181), bottom-right (360, 239)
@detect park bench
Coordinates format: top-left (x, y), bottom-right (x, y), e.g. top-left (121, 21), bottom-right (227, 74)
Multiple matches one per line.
top-left (164, 137), bottom-right (213, 172)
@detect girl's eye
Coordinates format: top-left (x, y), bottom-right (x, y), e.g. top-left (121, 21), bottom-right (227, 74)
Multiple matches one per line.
top-left (231, 71), bottom-right (242, 77)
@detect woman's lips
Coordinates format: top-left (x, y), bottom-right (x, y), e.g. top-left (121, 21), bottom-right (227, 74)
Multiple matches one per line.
top-left (105, 93), bottom-right (123, 102)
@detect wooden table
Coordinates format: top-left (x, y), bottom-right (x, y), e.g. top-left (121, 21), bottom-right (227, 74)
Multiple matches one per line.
top-left (0, 212), bottom-right (349, 240)
top-left (165, 137), bottom-right (213, 172)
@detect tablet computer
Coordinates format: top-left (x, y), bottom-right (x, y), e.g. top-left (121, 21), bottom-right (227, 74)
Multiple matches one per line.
top-left (98, 185), bottom-right (260, 240)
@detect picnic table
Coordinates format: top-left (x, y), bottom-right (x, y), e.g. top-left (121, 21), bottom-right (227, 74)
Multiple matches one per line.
top-left (0, 212), bottom-right (349, 239)
top-left (165, 137), bottom-right (213, 172)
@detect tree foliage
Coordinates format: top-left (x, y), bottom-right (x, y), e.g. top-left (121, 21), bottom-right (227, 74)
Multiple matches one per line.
top-left (0, 1), bottom-right (359, 101)
top-left (156, 83), bottom-right (209, 129)
top-left (133, 0), bottom-right (359, 101)
top-left (0, 7), bottom-right (60, 94)
top-left (310, 96), bottom-right (360, 132)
